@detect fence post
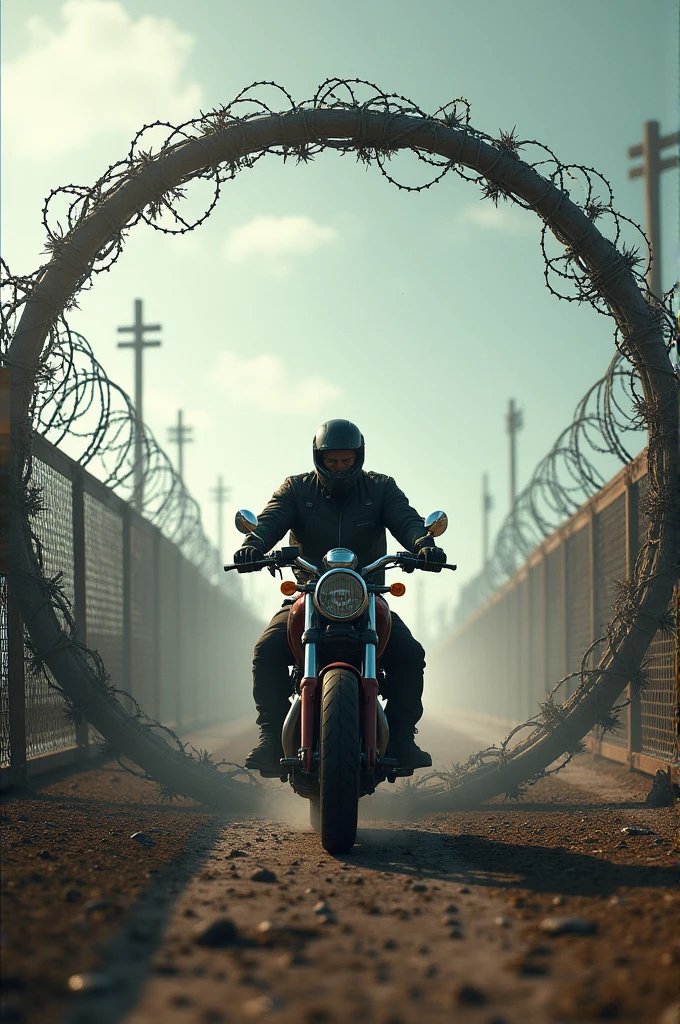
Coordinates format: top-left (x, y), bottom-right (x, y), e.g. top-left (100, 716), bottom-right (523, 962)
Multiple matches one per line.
top-left (72, 467), bottom-right (89, 758)
top-left (7, 586), bottom-right (27, 786)
top-left (175, 548), bottom-right (183, 729)
top-left (152, 528), bottom-right (161, 723)
top-left (122, 504), bottom-right (132, 709)
top-left (625, 477), bottom-right (641, 760)
top-left (588, 504), bottom-right (598, 649)
top-left (560, 534), bottom-right (568, 685)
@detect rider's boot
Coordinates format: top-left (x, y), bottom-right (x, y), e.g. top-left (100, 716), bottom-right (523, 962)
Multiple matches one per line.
top-left (245, 727), bottom-right (284, 772)
top-left (388, 728), bottom-right (432, 770)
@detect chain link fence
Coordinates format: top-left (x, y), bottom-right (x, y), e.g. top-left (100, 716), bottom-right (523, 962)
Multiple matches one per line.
top-left (434, 449), bottom-right (679, 776)
top-left (1, 433), bottom-right (263, 784)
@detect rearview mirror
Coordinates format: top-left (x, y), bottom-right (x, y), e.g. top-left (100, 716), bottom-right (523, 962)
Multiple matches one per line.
top-left (424, 510), bottom-right (448, 537)
top-left (235, 509), bottom-right (259, 534)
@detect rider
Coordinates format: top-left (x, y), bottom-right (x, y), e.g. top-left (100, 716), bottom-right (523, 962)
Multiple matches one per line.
top-left (234, 419), bottom-right (447, 773)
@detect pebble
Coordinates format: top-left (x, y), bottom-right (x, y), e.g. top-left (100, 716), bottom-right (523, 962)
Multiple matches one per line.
top-left (313, 901), bottom-right (331, 915)
top-left (44, 822), bottom-right (57, 829)
top-left (194, 917), bottom-right (239, 948)
top-left (67, 972), bottom-right (113, 994)
top-left (250, 868), bottom-right (277, 883)
top-left (227, 849), bottom-right (247, 859)
top-left (84, 899), bottom-right (111, 915)
top-left (444, 903), bottom-right (458, 913)
top-left (540, 916), bottom-right (597, 936)
top-left (130, 832), bottom-right (155, 847)
top-left (494, 915), bottom-right (511, 928)
top-left (64, 888), bottom-right (82, 903)
top-left (552, 895), bottom-right (566, 906)
top-left (620, 826), bottom-right (656, 836)
top-left (608, 895), bottom-right (628, 907)
top-left (411, 883), bottom-right (427, 893)
top-left (458, 885), bottom-right (471, 894)
top-left (658, 1003), bottom-right (680, 1024)
top-left (452, 982), bottom-right (486, 1006)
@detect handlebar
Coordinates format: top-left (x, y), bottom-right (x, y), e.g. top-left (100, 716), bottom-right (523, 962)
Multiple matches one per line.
top-left (225, 548), bottom-right (456, 576)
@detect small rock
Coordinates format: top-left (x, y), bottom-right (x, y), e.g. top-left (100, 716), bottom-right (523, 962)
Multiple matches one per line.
top-left (608, 895), bottom-right (628, 907)
top-left (243, 995), bottom-right (282, 1017)
top-left (441, 915), bottom-right (458, 927)
top-left (383, 938), bottom-right (397, 950)
top-left (67, 972), bottom-right (113, 994)
top-left (227, 849), bottom-right (247, 859)
top-left (313, 901), bottom-right (331, 915)
top-left (452, 982), bottom-right (486, 1006)
top-left (540, 916), bottom-right (597, 936)
top-left (64, 888), bottom-right (82, 903)
top-left (444, 903), bottom-right (458, 914)
top-left (84, 899), bottom-right (112, 915)
top-left (195, 917), bottom-right (239, 948)
top-left (494, 915), bottom-right (511, 928)
top-left (620, 826), bottom-right (656, 836)
top-left (108, 775), bottom-right (120, 783)
top-left (44, 822), bottom-right (57, 829)
top-left (551, 895), bottom-right (565, 906)
top-left (448, 927), bottom-right (464, 940)
top-left (411, 883), bottom-right (427, 893)
top-left (130, 832), bottom-right (155, 847)
top-left (658, 1003), bottom-right (680, 1024)
top-left (653, 838), bottom-right (665, 845)
top-left (458, 885), bottom-right (471, 894)
top-left (250, 867), bottom-right (277, 883)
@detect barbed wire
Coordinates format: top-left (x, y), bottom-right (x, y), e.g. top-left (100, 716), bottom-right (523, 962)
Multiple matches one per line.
top-left (453, 349), bottom-right (648, 623)
top-left (3, 78), bottom-right (677, 807)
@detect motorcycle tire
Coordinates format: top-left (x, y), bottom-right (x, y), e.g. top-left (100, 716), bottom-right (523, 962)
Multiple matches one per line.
top-left (319, 668), bottom-right (360, 854)
top-left (309, 797), bottom-right (320, 833)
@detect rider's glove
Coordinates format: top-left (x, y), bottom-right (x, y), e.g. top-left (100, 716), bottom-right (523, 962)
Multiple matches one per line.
top-left (414, 535), bottom-right (447, 573)
top-left (233, 542), bottom-right (265, 573)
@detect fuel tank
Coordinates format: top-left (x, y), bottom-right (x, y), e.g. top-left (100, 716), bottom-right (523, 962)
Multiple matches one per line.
top-left (286, 594), bottom-right (392, 666)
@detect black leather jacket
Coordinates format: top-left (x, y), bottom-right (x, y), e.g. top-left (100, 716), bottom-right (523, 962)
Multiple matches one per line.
top-left (244, 471), bottom-right (427, 582)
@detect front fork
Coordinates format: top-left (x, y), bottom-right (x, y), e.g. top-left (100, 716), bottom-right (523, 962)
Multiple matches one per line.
top-left (297, 593), bottom-right (380, 773)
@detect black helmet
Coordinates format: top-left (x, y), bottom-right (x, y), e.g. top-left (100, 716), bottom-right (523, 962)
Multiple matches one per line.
top-left (313, 419), bottom-right (365, 499)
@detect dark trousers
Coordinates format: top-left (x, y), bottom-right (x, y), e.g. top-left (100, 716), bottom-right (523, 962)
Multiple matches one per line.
top-left (252, 605), bottom-right (425, 733)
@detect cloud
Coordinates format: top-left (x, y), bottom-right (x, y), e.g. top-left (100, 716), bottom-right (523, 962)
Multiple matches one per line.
top-left (213, 351), bottom-right (341, 414)
top-left (3, 0), bottom-right (202, 157)
top-left (454, 202), bottom-right (535, 235)
top-left (224, 215), bottom-right (337, 273)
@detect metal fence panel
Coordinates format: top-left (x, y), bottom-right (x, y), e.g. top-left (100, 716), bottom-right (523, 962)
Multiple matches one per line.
top-left (545, 547), bottom-right (564, 698)
top-left (25, 458), bottom-right (77, 757)
top-left (130, 521), bottom-right (156, 717)
top-left (157, 540), bottom-right (180, 727)
top-left (596, 494), bottom-right (628, 747)
top-left (640, 611), bottom-right (677, 762)
top-left (565, 523), bottom-right (591, 686)
top-left (84, 491), bottom-right (124, 692)
top-left (1, 578), bottom-right (9, 766)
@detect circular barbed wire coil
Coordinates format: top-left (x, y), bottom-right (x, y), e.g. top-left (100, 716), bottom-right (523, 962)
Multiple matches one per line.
top-left (3, 80), bottom-right (678, 809)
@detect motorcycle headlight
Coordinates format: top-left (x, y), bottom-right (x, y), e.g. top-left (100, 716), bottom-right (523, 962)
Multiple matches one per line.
top-left (314, 570), bottom-right (368, 622)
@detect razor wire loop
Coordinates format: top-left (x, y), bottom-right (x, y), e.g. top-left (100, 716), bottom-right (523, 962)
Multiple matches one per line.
top-left (2, 78), bottom-right (678, 805)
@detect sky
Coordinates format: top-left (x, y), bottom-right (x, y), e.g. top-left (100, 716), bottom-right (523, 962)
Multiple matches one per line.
top-left (2, 0), bottom-right (678, 638)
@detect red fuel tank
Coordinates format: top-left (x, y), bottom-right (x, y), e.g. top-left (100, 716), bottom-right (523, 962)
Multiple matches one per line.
top-left (286, 595), bottom-right (393, 666)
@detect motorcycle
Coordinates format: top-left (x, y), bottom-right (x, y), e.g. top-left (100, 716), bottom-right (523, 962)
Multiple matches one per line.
top-left (224, 510), bottom-right (456, 854)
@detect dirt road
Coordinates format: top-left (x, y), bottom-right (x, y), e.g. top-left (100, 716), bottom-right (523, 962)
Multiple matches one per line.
top-left (2, 719), bottom-right (679, 1024)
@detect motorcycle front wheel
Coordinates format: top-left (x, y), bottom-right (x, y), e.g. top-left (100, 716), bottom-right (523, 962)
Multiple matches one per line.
top-left (319, 668), bottom-right (360, 854)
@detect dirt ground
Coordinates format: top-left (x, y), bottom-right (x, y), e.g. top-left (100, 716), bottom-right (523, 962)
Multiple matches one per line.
top-left (1, 720), bottom-right (679, 1024)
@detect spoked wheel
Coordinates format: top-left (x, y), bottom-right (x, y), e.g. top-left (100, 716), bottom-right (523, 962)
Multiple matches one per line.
top-left (319, 668), bottom-right (360, 854)
top-left (309, 797), bottom-right (320, 833)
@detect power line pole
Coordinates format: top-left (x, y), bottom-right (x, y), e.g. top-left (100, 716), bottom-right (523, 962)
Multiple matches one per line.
top-left (506, 398), bottom-right (524, 510)
top-left (210, 475), bottom-right (231, 560)
top-left (482, 471), bottom-right (494, 565)
top-left (117, 298), bottom-right (162, 511)
top-left (167, 410), bottom-right (193, 483)
top-left (627, 121), bottom-right (679, 298)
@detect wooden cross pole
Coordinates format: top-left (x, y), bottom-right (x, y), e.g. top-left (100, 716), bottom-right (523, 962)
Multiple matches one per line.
top-left (628, 121), bottom-right (679, 298)
top-left (167, 409), bottom-right (193, 484)
top-left (117, 298), bottom-right (162, 511)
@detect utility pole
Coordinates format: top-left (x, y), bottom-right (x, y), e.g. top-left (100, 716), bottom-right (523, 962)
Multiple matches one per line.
top-left (482, 472), bottom-right (494, 565)
top-left (210, 475), bottom-right (231, 560)
top-left (167, 410), bottom-right (193, 483)
top-left (627, 121), bottom-right (679, 298)
top-left (117, 299), bottom-right (162, 511)
top-left (506, 398), bottom-right (524, 510)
